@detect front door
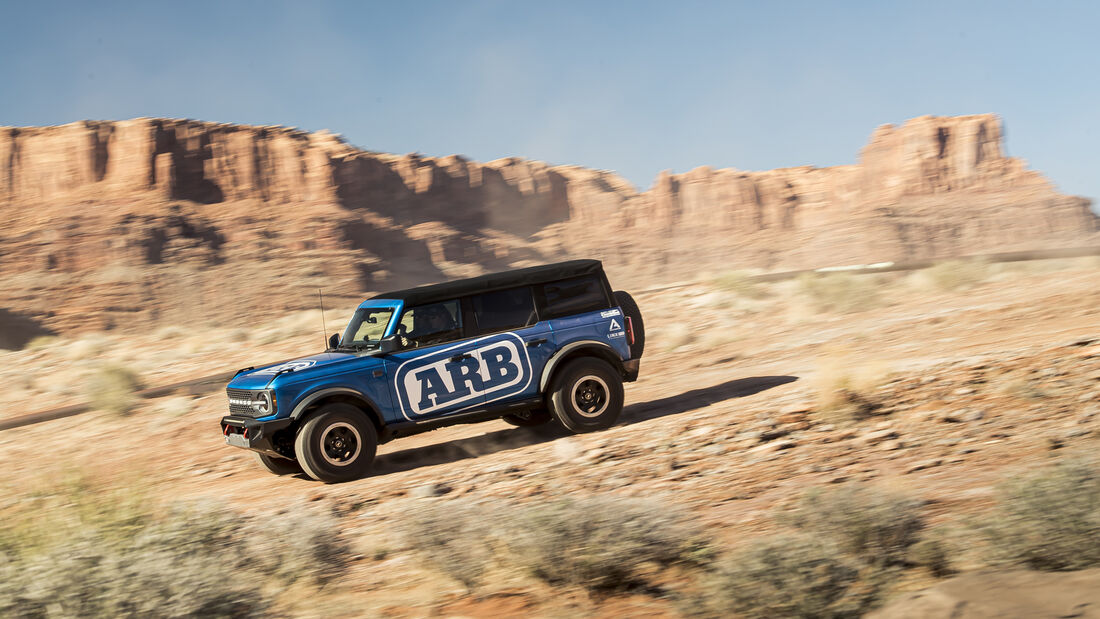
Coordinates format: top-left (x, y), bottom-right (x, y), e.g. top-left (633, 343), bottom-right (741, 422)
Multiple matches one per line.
top-left (384, 299), bottom-right (534, 422)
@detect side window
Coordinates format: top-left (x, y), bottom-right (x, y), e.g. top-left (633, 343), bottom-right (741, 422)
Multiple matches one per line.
top-left (540, 276), bottom-right (609, 319)
top-left (398, 300), bottom-right (463, 348)
top-left (472, 287), bottom-right (536, 334)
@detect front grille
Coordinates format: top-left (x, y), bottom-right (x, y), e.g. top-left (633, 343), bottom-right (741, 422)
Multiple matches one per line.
top-left (227, 388), bottom-right (257, 417)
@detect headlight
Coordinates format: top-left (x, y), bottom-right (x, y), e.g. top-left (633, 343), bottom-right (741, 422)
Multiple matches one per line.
top-left (250, 390), bottom-right (274, 415)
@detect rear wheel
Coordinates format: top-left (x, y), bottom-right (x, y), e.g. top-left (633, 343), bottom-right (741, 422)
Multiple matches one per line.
top-left (253, 452), bottom-right (303, 476)
top-left (294, 404), bottom-right (378, 483)
top-left (549, 357), bottom-right (624, 433)
top-left (502, 410), bottom-right (553, 427)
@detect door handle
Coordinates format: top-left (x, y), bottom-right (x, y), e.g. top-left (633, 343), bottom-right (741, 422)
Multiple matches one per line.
top-left (526, 338), bottom-right (548, 347)
top-left (450, 353), bottom-right (473, 363)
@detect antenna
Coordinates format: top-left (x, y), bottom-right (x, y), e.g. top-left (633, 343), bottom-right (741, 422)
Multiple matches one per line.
top-left (318, 288), bottom-right (329, 350)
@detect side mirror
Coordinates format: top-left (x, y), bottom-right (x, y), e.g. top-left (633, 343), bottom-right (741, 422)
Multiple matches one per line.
top-left (327, 333), bottom-right (340, 350)
top-left (378, 334), bottom-right (398, 354)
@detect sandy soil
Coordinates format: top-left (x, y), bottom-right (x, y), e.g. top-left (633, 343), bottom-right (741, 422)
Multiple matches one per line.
top-left (2, 261), bottom-right (1099, 616)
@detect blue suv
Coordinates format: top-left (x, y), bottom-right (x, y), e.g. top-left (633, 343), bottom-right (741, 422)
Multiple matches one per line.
top-left (220, 260), bottom-right (644, 482)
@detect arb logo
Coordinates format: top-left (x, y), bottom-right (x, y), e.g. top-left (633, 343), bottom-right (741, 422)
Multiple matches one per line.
top-left (394, 333), bottom-right (532, 419)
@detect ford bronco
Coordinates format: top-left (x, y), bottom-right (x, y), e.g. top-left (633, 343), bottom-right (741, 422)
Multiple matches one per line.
top-left (220, 260), bottom-right (645, 482)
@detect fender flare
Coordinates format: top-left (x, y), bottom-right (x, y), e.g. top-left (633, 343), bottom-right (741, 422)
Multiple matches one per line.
top-left (539, 340), bottom-right (624, 392)
top-left (289, 387), bottom-right (385, 429)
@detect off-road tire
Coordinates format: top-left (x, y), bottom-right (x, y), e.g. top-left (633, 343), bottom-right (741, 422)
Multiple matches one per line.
top-left (502, 410), bottom-right (553, 427)
top-left (254, 452), bottom-right (303, 476)
top-left (549, 357), bottom-right (624, 433)
top-left (613, 290), bottom-right (645, 358)
top-left (294, 403), bottom-right (378, 483)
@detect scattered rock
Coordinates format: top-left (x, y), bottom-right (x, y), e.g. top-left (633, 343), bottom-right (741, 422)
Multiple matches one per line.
top-left (905, 458), bottom-right (942, 474)
top-left (748, 439), bottom-right (797, 455)
top-left (860, 428), bottom-right (899, 444)
top-left (759, 427), bottom-right (791, 442)
top-left (941, 409), bottom-right (984, 423)
top-left (552, 438), bottom-right (584, 462)
top-left (411, 483), bottom-right (451, 498)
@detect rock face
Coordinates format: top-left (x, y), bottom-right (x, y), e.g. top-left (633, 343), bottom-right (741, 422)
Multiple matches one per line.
top-left (0, 114), bottom-right (1096, 334)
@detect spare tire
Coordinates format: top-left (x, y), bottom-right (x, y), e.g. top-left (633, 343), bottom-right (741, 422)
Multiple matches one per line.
top-left (613, 290), bottom-right (645, 358)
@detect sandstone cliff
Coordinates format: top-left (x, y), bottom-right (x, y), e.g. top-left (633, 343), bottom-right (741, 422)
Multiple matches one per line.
top-left (0, 114), bottom-right (1095, 337)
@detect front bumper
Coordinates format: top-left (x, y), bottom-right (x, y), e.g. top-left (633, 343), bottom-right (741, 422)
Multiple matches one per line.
top-left (220, 416), bottom-right (294, 458)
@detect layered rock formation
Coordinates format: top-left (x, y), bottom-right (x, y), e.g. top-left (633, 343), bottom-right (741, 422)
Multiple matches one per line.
top-left (0, 114), bottom-right (1096, 336)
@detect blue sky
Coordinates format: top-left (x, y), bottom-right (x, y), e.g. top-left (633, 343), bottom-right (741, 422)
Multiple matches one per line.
top-left (2, 1), bottom-right (1097, 208)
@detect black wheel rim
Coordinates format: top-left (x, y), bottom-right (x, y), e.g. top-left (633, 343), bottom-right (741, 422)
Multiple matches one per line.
top-left (320, 422), bottom-right (361, 466)
top-left (571, 375), bottom-right (610, 418)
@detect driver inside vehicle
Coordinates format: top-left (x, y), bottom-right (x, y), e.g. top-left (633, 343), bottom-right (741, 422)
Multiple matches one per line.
top-left (407, 303), bottom-right (457, 347)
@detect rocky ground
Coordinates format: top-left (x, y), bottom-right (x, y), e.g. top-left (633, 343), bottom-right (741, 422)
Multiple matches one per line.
top-left (2, 258), bottom-right (1099, 616)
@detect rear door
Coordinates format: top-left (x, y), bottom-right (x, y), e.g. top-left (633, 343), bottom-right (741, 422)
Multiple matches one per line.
top-left (468, 286), bottom-right (552, 406)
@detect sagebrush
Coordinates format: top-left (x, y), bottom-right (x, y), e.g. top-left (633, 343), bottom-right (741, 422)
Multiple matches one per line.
top-left (401, 495), bottom-right (709, 592)
top-left (979, 456), bottom-right (1100, 571)
top-left (781, 484), bottom-right (924, 567)
top-left (0, 476), bottom-right (350, 618)
top-left (697, 533), bottom-right (880, 619)
top-left (85, 364), bottom-right (143, 416)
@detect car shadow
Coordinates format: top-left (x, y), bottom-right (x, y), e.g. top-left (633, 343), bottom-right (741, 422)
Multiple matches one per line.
top-left (369, 374), bottom-right (799, 477)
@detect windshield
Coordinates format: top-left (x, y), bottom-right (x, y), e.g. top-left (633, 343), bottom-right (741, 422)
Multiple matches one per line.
top-left (339, 307), bottom-right (396, 347)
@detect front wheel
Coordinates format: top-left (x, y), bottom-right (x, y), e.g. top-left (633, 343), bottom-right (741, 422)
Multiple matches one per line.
top-left (294, 404), bottom-right (378, 483)
top-left (549, 358), bottom-right (624, 433)
top-left (254, 452), bottom-right (303, 476)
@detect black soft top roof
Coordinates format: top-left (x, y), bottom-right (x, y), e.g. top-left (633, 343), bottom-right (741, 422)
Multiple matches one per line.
top-left (371, 259), bottom-right (604, 307)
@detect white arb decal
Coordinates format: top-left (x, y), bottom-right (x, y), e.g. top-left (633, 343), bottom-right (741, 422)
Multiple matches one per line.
top-left (254, 360), bottom-right (317, 374)
top-left (609, 318), bottom-right (623, 332)
top-left (394, 333), bottom-right (533, 420)
top-left (601, 309), bottom-right (621, 318)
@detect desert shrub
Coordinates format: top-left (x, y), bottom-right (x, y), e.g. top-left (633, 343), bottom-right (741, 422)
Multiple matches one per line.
top-left (698, 533), bottom-right (880, 619)
top-left (921, 259), bottom-right (988, 292)
top-left (713, 271), bottom-right (768, 299)
top-left (401, 496), bottom-right (710, 593)
top-left (85, 364), bottom-right (143, 415)
top-left (664, 323), bottom-right (697, 351)
top-left (0, 477), bottom-right (350, 617)
top-left (245, 506), bottom-right (353, 586)
top-left (908, 533), bottom-right (954, 578)
top-left (979, 457), bottom-right (1100, 571)
top-left (781, 484), bottom-right (924, 568)
top-left (24, 335), bottom-right (57, 350)
top-left (65, 335), bottom-right (109, 361)
top-left (153, 396), bottom-right (194, 417)
top-left (500, 496), bottom-right (709, 591)
top-left (814, 356), bottom-right (891, 423)
top-left (401, 500), bottom-right (496, 590)
top-left (798, 272), bottom-right (882, 313)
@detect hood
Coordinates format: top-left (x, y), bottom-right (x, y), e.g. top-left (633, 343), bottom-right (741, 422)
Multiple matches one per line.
top-left (227, 351), bottom-right (357, 390)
